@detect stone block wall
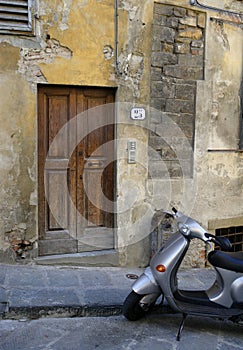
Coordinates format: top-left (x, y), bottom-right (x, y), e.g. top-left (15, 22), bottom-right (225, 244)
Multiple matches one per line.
top-left (149, 3), bottom-right (206, 179)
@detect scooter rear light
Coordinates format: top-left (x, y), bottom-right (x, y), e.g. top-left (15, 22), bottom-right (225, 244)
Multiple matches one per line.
top-left (156, 264), bottom-right (166, 272)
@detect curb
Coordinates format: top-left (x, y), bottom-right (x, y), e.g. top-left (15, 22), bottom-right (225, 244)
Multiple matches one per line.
top-left (1, 304), bottom-right (123, 320)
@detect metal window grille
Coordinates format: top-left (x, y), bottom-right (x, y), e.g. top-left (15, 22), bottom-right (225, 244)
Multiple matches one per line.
top-left (0, 0), bottom-right (32, 34)
top-left (216, 226), bottom-right (243, 252)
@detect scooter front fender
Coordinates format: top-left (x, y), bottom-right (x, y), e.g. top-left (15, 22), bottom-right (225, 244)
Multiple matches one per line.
top-left (132, 267), bottom-right (161, 295)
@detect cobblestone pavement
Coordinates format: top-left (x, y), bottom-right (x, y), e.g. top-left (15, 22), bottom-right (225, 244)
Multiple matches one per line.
top-left (0, 314), bottom-right (243, 350)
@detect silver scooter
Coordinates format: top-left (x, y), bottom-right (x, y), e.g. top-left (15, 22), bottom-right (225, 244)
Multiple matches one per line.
top-left (123, 208), bottom-right (243, 340)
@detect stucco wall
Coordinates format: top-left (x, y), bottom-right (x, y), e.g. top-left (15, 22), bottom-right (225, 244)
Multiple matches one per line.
top-left (0, 0), bottom-right (242, 267)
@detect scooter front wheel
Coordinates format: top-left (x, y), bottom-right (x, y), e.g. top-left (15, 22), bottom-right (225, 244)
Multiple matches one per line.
top-left (123, 291), bottom-right (156, 321)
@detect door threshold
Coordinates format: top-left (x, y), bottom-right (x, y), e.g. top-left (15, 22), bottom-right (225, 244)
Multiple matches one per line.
top-left (35, 249), bottom-right (119, 267)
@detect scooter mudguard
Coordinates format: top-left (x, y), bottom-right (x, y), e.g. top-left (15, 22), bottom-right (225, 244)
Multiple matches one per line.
top-left (132, 267), bottom-right (161, 295)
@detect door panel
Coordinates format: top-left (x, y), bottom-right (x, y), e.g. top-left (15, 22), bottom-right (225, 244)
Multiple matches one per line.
top-left (38, 86), bottom-right (115, 256)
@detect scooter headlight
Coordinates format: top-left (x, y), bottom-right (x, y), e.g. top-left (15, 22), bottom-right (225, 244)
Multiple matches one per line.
top-left (179, 224), bottom-right (191, 236)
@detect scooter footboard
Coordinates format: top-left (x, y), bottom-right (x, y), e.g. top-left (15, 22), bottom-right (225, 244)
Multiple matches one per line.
top-left (132, 267), bottom-right (161, 295)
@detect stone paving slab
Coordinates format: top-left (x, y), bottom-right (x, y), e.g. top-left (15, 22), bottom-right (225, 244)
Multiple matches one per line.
top-left (0, 263), bottom-right (215, 319)
top-left (0, 315), bottom-right (242, 350)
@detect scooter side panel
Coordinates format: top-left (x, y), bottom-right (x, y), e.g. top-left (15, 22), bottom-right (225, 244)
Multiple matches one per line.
top-left (207, 268), bottom-right (243, 308)
top-left (132, 267), bottom-right (161, 295)
top-left (151, 233), bottom-right (188, 296)
top-left (231, 276), bottom-right (243, 303)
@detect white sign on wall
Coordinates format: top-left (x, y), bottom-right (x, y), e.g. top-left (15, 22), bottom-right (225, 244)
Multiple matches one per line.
top-left (130, 107), bottom-right (146, 120)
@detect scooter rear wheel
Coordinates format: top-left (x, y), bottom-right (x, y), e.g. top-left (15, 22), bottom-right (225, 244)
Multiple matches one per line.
top-left (123, 291), bottom-right (155, 321)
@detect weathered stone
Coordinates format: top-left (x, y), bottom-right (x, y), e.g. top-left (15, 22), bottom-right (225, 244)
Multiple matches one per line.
top-left (162, 43), bottom-right (174, 53)
top-left (178, 122), bottom-right (194, 138)
top-left (151, 52), bottom-right (177, 67)
top-left (164, 65), bottom-right (203, 80)
top-left (175, 84), bottom-right (196, 100)
top-left (154, 3), bottom-right (174, 16)
top-left (175, 37), bottom-right (192, 44)
top-left (161, 146), bottom-right (177, 160)
top-left (149, 135), bottom-right (168, 150)
top-left (178, 28), bottom-right (203, 40)
top-left (187, 9), bottom-right (197, 17)
top-left (150, 67), bottom-right (162, 80)
top-left (165, 99), bottom-right (194, 114)
top-left (153, 14), bottom-right (167, 26)
top-left (178, 54), bottom-right (204, 66)
top-left (160, 27), bottom-right (177, 43)
top-left (173, 7), bottom-right (187, 18)
top-left (174, 43), bottom-right (190, 54)
top-left (166, 16), bottom-right (179, 29)
top-left (150, 98), bottom-right (166, 111)
top-left (151, 81), bottom-right (175, 98)
top-left (179, 17), bottom-right (197, 27)
top-left (191, 40), bottom-right (204, 48)
top-left (167, 161), bottom-right (183, 178)
top-left (148, 160), bottom-right (173, 178)
top-left (197, 13), bottom-right (206, 28)
top-left (191, 48), bottom-right (204, 56)
top-left (151, 40), bottom-right (161, 52)
top-left (150, 110), bottom-right (162, 124)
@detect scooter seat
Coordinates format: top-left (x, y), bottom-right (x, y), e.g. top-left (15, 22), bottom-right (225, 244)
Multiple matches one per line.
top-left (208, 250), bottom-right (243, 273)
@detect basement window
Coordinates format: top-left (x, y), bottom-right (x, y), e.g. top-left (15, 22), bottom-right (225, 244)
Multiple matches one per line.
top-left (216, 226), bottom-right (243, 252)
top-left (0, 0), bottom-right (33, 35)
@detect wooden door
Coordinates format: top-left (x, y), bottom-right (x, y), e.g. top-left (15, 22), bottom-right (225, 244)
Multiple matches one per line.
top-left (38, 86), bottom-right (115, 256)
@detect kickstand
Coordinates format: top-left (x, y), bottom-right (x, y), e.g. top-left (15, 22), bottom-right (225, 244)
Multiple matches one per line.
top-left (176, 313), bottom-right (187, 341)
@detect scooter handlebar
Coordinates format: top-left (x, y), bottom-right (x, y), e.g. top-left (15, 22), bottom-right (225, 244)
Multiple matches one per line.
top-left (205, 233), bottom-right (232, 251)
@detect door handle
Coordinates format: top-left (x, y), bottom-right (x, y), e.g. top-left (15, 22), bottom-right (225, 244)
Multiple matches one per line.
top-left (87, 161), bottom-right (103, 167)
